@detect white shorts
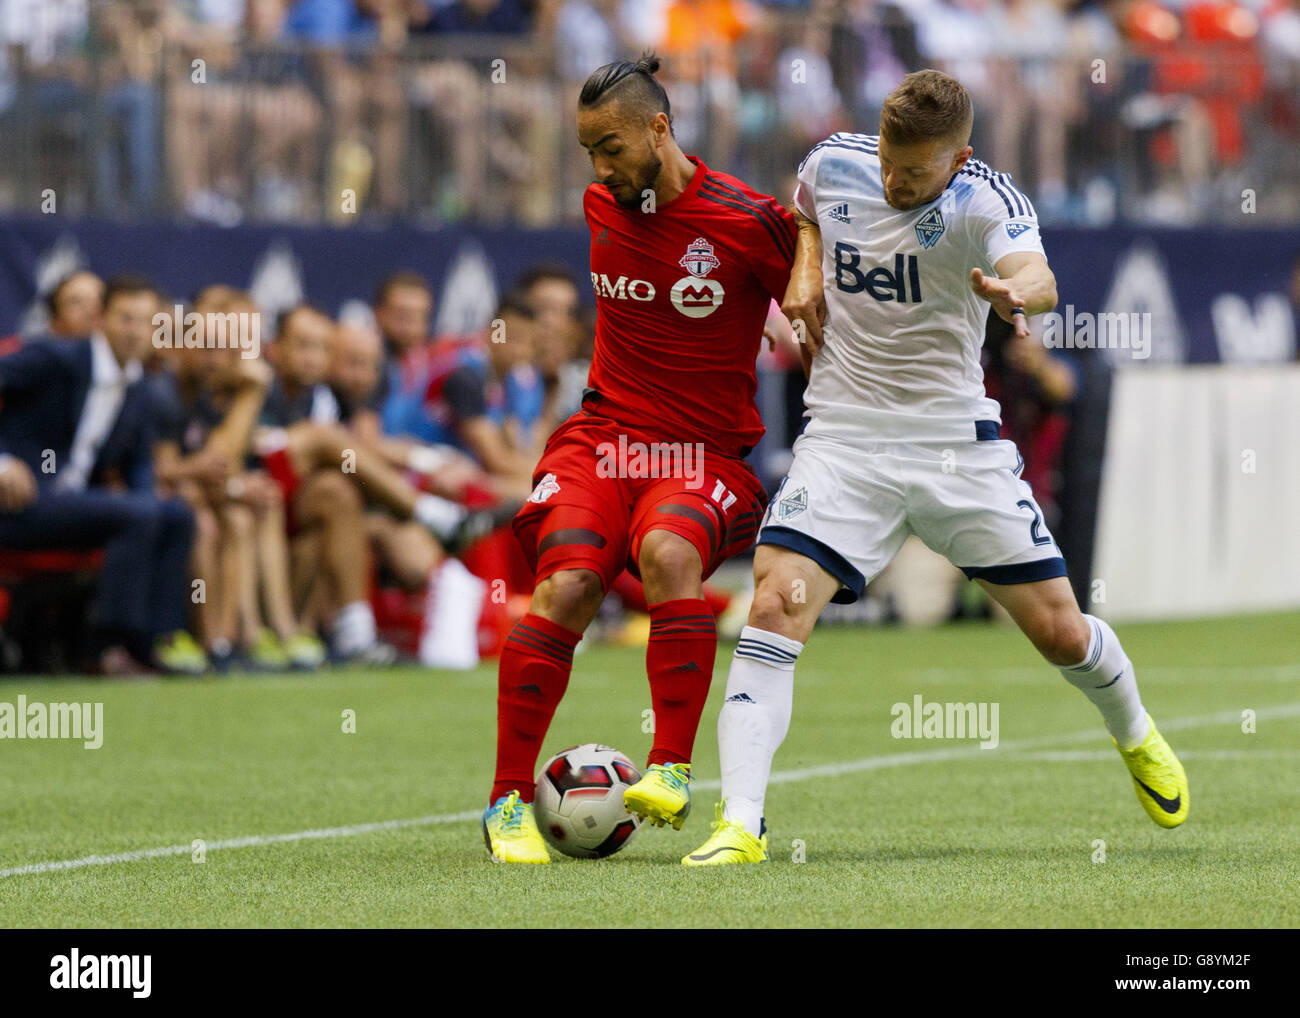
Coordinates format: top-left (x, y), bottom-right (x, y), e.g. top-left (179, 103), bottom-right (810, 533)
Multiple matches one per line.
top-left (757, 428), bottom-right (1067, 604)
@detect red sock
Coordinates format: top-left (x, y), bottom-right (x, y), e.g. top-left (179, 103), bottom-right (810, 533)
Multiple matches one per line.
top-left (645, 598), bottom-right (716, 767)
top-left (492, 613), bottom-right (581, 803)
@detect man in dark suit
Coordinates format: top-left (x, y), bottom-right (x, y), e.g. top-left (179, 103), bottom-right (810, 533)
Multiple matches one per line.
top-left (0, 275), bottom-right (205, 674)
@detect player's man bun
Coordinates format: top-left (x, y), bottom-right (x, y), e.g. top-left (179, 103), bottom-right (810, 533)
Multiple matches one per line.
top-left (880, 69), bottom-right (973, 147)
top-left (578, 51), bottom-right (672, 130)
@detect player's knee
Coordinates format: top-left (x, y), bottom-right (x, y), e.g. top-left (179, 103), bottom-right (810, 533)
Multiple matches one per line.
top-left (748, 574), bottom-right (812, 637)
top-left (638, 532), bottom-right (703, 594)
top-left (304, 470), bottom-right (362, 516)
top-left (532, 569), bottom-right (604, 627)
top-left (1036, 608), bottom-right (1091, 666)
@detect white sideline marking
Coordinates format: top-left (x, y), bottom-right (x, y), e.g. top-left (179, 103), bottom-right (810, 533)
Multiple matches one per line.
top-left (3, 702), bottom-right (1297, 879)
top-left (1008, 748), bottom-right (1300, 763)
top-left (700, 702), bottom-right (1300, 789)
top-left (0, 811), bottom-right (480, 879)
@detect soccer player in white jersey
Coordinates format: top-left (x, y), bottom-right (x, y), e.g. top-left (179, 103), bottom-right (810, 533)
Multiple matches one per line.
top-left (683, 70), bottom-right (1188, 866)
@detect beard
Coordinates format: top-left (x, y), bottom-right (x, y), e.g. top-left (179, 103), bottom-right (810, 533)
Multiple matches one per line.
top-left (606, 150), bottom-right (663, 209)
top-left (884, 180), bottom-right (945, 211)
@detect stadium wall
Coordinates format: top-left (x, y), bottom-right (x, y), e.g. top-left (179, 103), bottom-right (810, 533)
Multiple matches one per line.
top-left (1093, 364), bottom-right (1300, 621)
top-left (0, 218), bottom-right (1296, 366)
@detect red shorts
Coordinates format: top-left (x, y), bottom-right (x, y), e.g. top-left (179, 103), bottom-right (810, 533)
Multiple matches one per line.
top-left (260, 448), bottom-right (301, 506)
top-left (513, 413), bottom-right (766, 591)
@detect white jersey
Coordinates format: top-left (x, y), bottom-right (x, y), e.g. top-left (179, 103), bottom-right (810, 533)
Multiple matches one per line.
top-left (794, 132), bottom-right (1046, 443)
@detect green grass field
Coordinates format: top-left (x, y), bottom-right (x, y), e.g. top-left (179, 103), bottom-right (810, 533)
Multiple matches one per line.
top-left (1, 611), bottom-right (1297, 928)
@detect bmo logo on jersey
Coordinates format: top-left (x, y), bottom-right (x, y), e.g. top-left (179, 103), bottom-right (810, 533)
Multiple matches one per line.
top-left (591, 273), bottom-right (655, 302)
top-left (834, 243), bottom-right (922, 303)
top-left (671, 277), bottom-right (725, 318)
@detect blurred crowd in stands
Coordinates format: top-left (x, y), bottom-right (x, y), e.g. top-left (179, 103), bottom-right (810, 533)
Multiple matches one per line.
top-left (1, 0), bottom-right (1297, 226)
top-left (0, 261), bottom-right (621, 674)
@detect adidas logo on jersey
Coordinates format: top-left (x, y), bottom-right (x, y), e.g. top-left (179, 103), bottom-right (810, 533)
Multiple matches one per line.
top-left (827, 202), bottom-right (851, 224)
top-left (594, 227), bottom-right (610, 245)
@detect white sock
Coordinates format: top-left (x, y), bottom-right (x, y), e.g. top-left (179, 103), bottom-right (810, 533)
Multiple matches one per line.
top-left (419, 558), bottom-right (487, 670)
top-left (718, 625), bottom-right (802, 836)
top-left (414, 494), bottom-right (465, 542)
top-left (1059, 614), bottom-right (1149, 750)
top-left (333, 600), bottom-right (377, 657)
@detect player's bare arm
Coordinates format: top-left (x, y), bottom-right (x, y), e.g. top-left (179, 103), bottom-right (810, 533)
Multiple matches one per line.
top-left (781, 209), bottom-right (826, 373)
top-left (970, 252), bottom-right (1058, 340)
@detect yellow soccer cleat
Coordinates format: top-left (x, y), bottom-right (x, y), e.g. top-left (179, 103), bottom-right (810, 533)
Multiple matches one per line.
top-left (481, 790), bottom-right (550, 864)
top-left (1116, 713), bottom-right (1189, 828)
top-left (623, 762), bottom-right (692, 829)
top-left (682, 802), bottom-right (768, 866)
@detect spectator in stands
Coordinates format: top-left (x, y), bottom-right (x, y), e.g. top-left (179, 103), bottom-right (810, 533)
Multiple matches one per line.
top-left (987, 0), bottom-right (1071, 218)
top-left (516, 263), bottom-right (588, 438)
top-left (331, 317), bottom-right (443, 591)
top-left (170, 0), bottom-right (323, 222)
top-left (46, 270), bottom-right (105, 338)
top-left (409, 0), bottom-right (558, 222)
top-left (0, 275), bottom-right (204, 675)
top-left (381, 294), bottom-right (539, 497)
top-left (485, 292), bottom-right (548, 462)
top-left (372, 269), bottom-right (435, 420)
top-left (284, 0), bottom-right (408, 219)
top-left (329, 316), bottom-right (489, 669)
top-left (982, 310), bottom-right (1078, 528)
top-left (332, 314), bottom-right (485, 503)
top-left (152, 285), bottom-right (327, 671)
top-left (1, 0), bottom-right (91, 205)
top-left (256, 303), bottom-right (492, 661)
top-left (165, 0), bottom-right (247, 224)
top-left (656, 0), bottom-right (760, 167)
top-left (89, 0), bottom-right (180, 215)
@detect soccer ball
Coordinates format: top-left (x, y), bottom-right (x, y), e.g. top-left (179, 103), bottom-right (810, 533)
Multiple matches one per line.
top-left (533, 744), bottom-right (642, 858)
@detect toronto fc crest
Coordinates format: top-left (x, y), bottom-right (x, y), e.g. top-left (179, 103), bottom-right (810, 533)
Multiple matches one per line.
top-left (679, 237), bottom-right (721, 278)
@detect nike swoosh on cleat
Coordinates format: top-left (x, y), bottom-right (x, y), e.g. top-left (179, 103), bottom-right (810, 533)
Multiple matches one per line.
top-left (1134, 777), bottom-right (1181, 814)
top-left (689, 845), bottom-right (747, 861)
top-left (1094, 672), bottom-right (1123, 689)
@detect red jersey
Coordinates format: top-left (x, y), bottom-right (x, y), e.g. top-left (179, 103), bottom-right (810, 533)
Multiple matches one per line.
top-left (583, 157), bottom-right (795, 458)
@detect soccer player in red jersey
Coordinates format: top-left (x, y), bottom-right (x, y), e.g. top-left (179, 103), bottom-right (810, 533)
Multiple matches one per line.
top-left (483, 54), bottom-right (796, 862)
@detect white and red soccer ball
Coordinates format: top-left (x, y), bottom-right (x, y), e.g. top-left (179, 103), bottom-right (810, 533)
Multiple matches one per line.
top-left (533, 744), bottom-right (642, 858)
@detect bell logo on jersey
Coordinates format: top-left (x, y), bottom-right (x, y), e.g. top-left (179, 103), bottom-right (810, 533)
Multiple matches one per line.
top-left (671, 276), bottom-right (725, 318)
top-left (833, 244), bottom-right (922, 303)
top-left (590, 273), bottom-right (655, 302)
top-left (679, 236), bottom-right (721, 278)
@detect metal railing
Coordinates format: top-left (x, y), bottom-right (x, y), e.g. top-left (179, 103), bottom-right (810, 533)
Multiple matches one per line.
top-left (1, 6), bottom-right (1296, 228)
